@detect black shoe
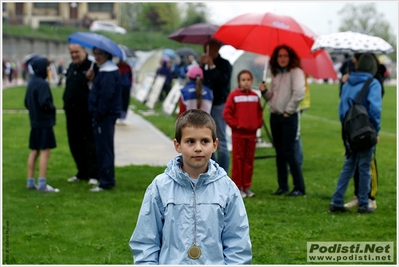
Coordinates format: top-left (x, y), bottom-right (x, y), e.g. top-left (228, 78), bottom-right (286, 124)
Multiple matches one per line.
top-left (286, 190), bottom-right (305, 197)
top-left (273, 188), bottom-right (288, 195)
top-left (358, 205), bottom-right (375, 214)
top-left (329, 204), bottom-right (349, 213)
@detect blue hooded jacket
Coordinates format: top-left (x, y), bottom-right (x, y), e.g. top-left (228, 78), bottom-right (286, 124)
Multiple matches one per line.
top-left (129, 155), bottom-right (252, 264)
top-left (24, 57), bottom-right (56, 128)
top-left (339, 71), bottom-right (382, 134)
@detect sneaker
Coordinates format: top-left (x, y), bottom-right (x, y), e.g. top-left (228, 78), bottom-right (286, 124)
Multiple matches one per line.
top-left (329, 204), bottom-right (349, 213)
top-left (358, 205), bottom-right (375, 214)
top-left (27, 184), bottom-right (37, 190)
top-left (344, 196), bottom-right (358, 208)
top-left (37, 184), bottom-right (60, 193)
top-left (369, 199), bottom-right (377, 209)
top-left (88, 178), bottom-right (99, 185)
top-left (286, 190), bottom-right (305, 197)
top-left (67, 176), bottom-right (80, 183)
top-left (90, 186), bottom-right (103, 192)
top-left (245, 188), bottom-right (255, 198)
top-left (240, 189), bottom-right (247, 198)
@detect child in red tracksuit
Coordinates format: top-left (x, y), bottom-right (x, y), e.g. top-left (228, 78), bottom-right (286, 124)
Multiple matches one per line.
top-left (223, 70), bottom-right (263, 198)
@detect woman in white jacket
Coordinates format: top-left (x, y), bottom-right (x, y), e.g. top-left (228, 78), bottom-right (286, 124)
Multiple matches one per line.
top-left (259, 45), bottom-right (306, 197)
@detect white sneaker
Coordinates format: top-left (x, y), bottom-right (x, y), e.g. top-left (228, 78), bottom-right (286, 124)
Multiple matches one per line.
top-left (240, 189), bottom-right (247, 198)
top-left (90, 186), bottom-right (103, 192)
top-left (344, 196), bottom-right (358, 208)
top-left (369, 199), bottom-right (377, 209)
top-left (67, 176), bottom-right (80, 183)
top-left (245, 189), bottom-right (255, 198)
top-left (38, 184), bottom-right (60, 193)
top-left (88, 178), bottom-right (99, 185)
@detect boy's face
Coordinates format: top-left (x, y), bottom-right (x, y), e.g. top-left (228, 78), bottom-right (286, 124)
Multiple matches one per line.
top-left (174, 126), bottom-right (218, 178)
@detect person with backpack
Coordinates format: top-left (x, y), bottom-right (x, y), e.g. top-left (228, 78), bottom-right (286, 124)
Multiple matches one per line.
top-left (329, 53), bottom-right (382, 214)
top-left (342, 53), bottom-right (385, 210)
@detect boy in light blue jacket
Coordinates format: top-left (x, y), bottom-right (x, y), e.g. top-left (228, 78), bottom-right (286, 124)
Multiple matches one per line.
top-left (129, 109), bottom-right (252, 264)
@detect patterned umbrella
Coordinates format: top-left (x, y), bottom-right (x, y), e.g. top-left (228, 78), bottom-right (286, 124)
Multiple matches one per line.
top-left (311, 31), bottom-right (394, 54)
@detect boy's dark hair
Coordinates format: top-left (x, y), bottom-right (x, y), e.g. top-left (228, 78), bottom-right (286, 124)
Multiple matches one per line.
top-left (175, 109), bottom-right (217, 143)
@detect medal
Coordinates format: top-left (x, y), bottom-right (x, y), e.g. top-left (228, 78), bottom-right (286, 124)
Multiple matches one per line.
top-left (188, 245), bottom-right (201, 259)
top-left (187, 182), bottom-right (201, 260)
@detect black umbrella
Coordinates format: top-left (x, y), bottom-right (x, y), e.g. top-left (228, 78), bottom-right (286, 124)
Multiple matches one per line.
top-left (175, 47), bottom-right (199, 59)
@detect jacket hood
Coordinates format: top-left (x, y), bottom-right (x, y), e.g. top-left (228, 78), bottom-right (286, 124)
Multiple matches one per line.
top-left (347, 71), bottom-right (374, 87)
top-left (164, 155), bottom-right (226, 188)
top-left (30, 57), bottom-right (48, 79)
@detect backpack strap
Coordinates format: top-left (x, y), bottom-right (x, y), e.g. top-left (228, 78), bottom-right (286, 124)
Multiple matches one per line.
top-left (355, 78), bottom-right (374, 104)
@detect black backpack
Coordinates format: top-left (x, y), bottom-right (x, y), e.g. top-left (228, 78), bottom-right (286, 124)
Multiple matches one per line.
top-left (343, 78), bottom-right (377, 152)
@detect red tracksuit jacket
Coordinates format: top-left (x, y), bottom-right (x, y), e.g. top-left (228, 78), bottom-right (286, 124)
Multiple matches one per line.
top-left (223, 88), bottom-right (263, 138)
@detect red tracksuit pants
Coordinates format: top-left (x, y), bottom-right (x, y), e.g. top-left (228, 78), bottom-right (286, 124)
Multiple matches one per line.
top-left (231, 135), bottom-right (257, 190)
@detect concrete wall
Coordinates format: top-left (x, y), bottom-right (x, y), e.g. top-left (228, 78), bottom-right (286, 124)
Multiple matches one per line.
top-left (3, 34), bottom-right (71, 65)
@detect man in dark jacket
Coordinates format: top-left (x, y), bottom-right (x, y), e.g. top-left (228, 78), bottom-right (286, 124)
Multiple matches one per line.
top-left (200, 39), bottom-right (232, 172)
top-left (25, 56), bottom-right (58, 192)
top-left (63, 43), bottom-right (99, 185)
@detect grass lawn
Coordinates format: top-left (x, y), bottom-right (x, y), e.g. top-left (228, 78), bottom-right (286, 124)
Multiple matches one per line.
top-left (2, 82), bottom-right (397, 264)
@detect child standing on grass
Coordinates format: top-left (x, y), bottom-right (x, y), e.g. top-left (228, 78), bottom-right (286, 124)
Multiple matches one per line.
top-left (129, 109), bottom-right (252, 264)
top-left (24, 56), bottom-right (59, 192)
top-left (178, 66), bottom-right (213, 116)
top-left (223, 70), bottom-right (263, 198)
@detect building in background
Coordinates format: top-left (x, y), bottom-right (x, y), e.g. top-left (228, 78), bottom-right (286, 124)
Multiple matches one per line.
top-left (2, 2), bottom-right (121, 29)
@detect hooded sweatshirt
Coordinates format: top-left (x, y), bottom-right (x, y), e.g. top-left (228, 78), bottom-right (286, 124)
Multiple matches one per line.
top-left (339, 71), bottom-right (382, 133)
top-left (24, 57), bottom-right (56, 128)
top-left (129, 155), bottom-right (252, 265)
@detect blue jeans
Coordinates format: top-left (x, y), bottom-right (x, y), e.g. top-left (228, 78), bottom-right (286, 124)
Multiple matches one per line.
top-left (211, 103), bottom-right (230, 172)
top-left (331, 146), bottom-right (375, 207)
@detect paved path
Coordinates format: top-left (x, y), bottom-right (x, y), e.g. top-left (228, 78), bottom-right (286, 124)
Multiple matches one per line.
top-left (114, 109), bottom-right (178, 167)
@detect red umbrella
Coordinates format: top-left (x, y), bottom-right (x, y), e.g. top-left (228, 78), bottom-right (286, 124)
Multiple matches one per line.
top-left (213, 12), bottom-right (316, 59)
top-left (168, 23), bottom-right (220, 45)
top-left (301, 51), bottom-right (337, 80)
top-left (298, 23), bottom-right (337, 80)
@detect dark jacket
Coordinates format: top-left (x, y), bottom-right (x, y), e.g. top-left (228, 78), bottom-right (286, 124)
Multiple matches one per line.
top-left (88, 60), bottom-right (122, 121)
top-left (202, 55), bottom-right (232, 105)
top-left (24, 57), bottom-right (56, 128)
top-left (156, 61), bottom-right (173, 86)
top-left (63, 54), bottom-right (98, 113)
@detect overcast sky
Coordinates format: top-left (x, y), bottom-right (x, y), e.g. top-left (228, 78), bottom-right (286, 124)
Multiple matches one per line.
top-left (204, 1), bottom-right (398, 37)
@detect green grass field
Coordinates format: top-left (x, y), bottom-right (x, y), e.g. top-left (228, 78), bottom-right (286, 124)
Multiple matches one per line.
top-left (2, 82), bottom-right (397, 264)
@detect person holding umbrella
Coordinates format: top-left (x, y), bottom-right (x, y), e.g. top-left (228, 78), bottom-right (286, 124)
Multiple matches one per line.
top-left (88, 47), bottom-right (122, 192)
top-left (200, 39), bottom-right (232, 173)
top-left (259, 45), bottom-right (306, 197)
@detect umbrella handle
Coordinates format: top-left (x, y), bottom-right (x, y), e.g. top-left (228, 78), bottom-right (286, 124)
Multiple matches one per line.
top-left (262, 56), bottom-right (269, 83)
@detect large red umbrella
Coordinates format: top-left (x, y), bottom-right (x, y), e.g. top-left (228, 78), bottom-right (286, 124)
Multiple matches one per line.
top-left (213, 12), bottom-right (316, 59)
top-left (168, 23), bottom-right (219, 45)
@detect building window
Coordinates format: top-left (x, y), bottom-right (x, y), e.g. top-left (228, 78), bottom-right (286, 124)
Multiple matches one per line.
top-left (33, 3), bottom-right (59, 9)
top-left (88, 3), bottom-right (113, 12)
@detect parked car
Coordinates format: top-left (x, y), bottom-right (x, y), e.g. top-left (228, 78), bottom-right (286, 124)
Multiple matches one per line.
top-left (90, 21), bottom-right (127, 34)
